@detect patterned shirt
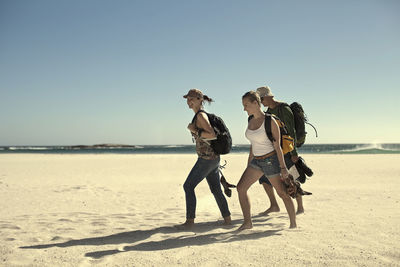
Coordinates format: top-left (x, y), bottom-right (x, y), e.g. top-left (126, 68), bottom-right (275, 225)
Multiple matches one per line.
top-left (192, 132), bottom-right (218, 160)
top-left (191, 111), bottom-right (219, 160)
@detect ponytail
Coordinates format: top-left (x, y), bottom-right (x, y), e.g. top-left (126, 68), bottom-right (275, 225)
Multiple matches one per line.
top-left (203, 95), bottom-right (214, 104)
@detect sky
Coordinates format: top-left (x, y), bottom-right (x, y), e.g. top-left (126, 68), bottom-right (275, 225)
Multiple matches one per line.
top-left (1, 0), bottom-right (399, 146)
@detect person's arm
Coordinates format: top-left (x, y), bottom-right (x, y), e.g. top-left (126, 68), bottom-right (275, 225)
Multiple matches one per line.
top-left (271, 117), bottom-right (289, 180)
top-left (248, 145), bottom-right (254, 166)
top-left (280, 105), bottom-right (298, 158)
top-left (195, 112), bottom-right (216, 139)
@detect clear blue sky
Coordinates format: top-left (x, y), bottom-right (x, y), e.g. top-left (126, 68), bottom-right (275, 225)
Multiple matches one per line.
top-left (1, 0), bottom-right (399, 145)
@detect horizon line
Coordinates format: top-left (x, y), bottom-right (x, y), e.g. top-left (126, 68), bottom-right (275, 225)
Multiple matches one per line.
top-left (1, 143), bottom-right (400, 147)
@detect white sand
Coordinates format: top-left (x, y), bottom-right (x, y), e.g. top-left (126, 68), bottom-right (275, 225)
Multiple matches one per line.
top-left (1, 153), bottom-right (399, 266)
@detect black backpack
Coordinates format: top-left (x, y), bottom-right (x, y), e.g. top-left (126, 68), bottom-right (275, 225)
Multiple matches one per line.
top-left (278, 102), bottom-right (318, 148)
top-left (192, 110), bottom-right (232, 155)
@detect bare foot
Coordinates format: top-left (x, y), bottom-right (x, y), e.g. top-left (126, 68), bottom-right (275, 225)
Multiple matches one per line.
top-left (175, 220), bottom-right (194, 230)
top-left (289, 223), bottom-right (297, 229)
top-left (296, 208), bottom-right (304, 215)
top-left (223, 216), bottom-right (232, 225)
top-left (237, 222), bottom-right (253, 231)
top-left (217, 221), bottom-right (234, 229)
top-left (215, 216), bottom-right (233, 228)
top-left (259, 206), bottom-right (280, 216)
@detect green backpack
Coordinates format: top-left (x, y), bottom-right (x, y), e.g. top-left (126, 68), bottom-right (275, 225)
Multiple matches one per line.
top-left (278, 102), bottom-right (318, 148)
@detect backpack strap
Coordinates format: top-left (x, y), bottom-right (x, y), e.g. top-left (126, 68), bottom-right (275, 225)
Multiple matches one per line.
top-left (249, 113), bottom-right (274, 142)
top-left (191, 109), bottom-right (206, 124)
top-left (264, 114), bottom-right (275, 142)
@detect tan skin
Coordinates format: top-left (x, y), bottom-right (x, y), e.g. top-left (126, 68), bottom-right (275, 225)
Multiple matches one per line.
top-left (177, 96), bottom-right (232, 230)
top-left (260, 96), bottom-right (304, 215)
top-left (186, 96), bottom-right (216, 139)
top-left (236, 97), bottom-right (296, 230)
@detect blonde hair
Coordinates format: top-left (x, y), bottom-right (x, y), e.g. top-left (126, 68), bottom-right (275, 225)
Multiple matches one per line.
top-left (242, 91), bottom-right (261, 105)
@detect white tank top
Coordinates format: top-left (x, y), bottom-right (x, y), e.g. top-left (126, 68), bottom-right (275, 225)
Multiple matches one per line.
top-left (245, 120), bottom-right (274, 156)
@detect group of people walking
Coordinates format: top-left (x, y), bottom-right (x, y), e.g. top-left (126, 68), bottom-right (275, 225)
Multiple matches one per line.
top-left (177, 86), bottom-right (310, 231)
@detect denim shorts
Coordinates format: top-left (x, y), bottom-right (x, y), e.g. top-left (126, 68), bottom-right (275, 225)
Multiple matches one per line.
top-left (249, 153), bottom-right (282, 179)
top-left (250, 153), bottom-right (293, 179)
top-left (257, 153), bottom-right (294, 184)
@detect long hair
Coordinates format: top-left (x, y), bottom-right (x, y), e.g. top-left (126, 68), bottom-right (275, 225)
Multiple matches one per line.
top-left (202, 95), bottom-right (213, 105)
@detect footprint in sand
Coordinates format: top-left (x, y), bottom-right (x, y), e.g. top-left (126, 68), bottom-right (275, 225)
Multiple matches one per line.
top-left (96, 187), bottom-right (111, 192)
top-left (91, 220), bottom-right (108, 227)
top-left (68, 212), bottom-right (95, 217)
top-left (79, 257), bottom-right (109, 266)
top-left (110, 214), bottom-right (128, 219)
top-left (50, 236), bottom-right (63, 241)
top-left (56, 227), bottom-right (74, 231)
top-left (37, 221), bottom-right (53, 226)
top-left (72, 185), bottom-right (87, 190)
top-left (0, 224), bottom-right (21, 230)
top-left (90, 229), bottom-right (106, 234)
top-left (50, 236), bottom-right (72, 242)
top-left (146, 217), bottom-right (163, 222)
top-left (57, 218), bottom-right (73, 222)
top-left (53, 185), bottom-right (87, 193)
top-left (28, 237), bottom-right (43, 243)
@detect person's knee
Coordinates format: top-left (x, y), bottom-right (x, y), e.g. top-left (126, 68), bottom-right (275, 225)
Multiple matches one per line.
top-left (183, 181), bottom-right (194, 192)
top-left (276, 189), bottom-right (290, 200)
top-left (236, 183), bottom-right (247, 195)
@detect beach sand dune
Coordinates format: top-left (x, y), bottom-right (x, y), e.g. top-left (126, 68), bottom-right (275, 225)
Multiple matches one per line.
top-left (1, 154), bottom-right (399, 266)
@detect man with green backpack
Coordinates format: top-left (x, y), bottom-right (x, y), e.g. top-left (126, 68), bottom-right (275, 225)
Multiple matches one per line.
top-left (256, 86), bottom-right (314, 215)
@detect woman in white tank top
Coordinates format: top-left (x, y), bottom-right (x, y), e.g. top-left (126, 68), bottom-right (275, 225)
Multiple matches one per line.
top-left (236, 91), bottom-right (296, 230)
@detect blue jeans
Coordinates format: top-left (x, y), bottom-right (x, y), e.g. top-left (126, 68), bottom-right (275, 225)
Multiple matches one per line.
top-left (183, 157), bottom-right (231, 219)
top-left (258, 153), bottom-right (294, 185)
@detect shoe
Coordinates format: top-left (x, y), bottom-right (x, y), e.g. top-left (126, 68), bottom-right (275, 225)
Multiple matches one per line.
top-left (296, 157), bottom-right (313, 177)
top-left (296, 165), bottom-right (307, 184)
top-left (220, 173), bottom-right (236, 198)
top-left (297, 187), bottom-right (312, 196)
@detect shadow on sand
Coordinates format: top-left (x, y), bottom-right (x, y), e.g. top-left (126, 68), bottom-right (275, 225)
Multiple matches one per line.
top-left (85, 227), bottom-right (281, 259)
top-left (20, 215), bottom-right (284, 259)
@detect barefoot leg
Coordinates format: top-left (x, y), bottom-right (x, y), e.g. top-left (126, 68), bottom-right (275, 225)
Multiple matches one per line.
top-left (237, 166), bottom-right (264, 231)
top-left (175, 219), bottom-right (194, 230)
top-left (268, 176), bottom-right (297, 229)
top-left (259, 182), bottom-right (280, 215)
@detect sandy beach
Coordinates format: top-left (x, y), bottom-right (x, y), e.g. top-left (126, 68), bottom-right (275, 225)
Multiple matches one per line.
top-left (0, 153), bottom-right (399, 266)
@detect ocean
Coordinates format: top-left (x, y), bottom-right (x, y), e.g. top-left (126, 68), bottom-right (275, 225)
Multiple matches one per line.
top-left (0, 144), bottom-right (399, 154)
